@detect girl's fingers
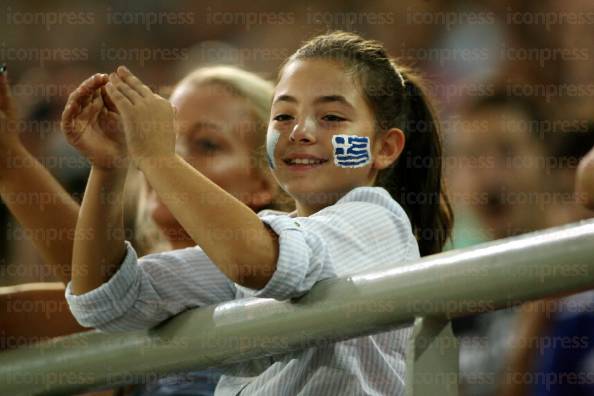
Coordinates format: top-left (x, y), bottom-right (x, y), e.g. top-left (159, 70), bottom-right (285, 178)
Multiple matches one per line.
top-left (61, 74), bottom-right (108, 139)
top-left (78, 91), bottom-right (102, 124)
top-left (64, 90), bottom-right (99, 142)
top-left (78, 73), bottom-right (108, 95)
top-left (61, 104), bottom-right (79, 140)
top-left (109, 73), bottom-right (141, 104)
top-left (63, 74), bottom-right (107, 123)
top-left (101, 85), bottom-right (118, 113)
top-left (89, 90), bottom-right (103, 113)
top-left (61, 103), bottom-right (76, 127)
top-left (66, 85), bottom-right (93, 113)
top-left (105, 81), bottom-right (132, 113)
top-left (81, 74), bottom-right (108, 102)
top-left (80, 73), bottom-right (107, 94)
top-left (99, 110), bottom-right (122, 139)
top-left (61, 100), bottom-right (83, 137)
top-left (116, 66), bottom-right (152, 97)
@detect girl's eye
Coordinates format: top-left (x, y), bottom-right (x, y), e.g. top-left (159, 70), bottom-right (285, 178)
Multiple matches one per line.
top-left (273, 114), bottom-right (294, 122)
top-left (322, 114), bottom-right (346, 122)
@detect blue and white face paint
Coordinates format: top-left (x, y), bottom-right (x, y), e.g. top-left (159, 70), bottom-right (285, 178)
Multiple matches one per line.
top-left (332, 134), bottom-right (372, 168)
top-left (266, 129), bottom-right (281, 169)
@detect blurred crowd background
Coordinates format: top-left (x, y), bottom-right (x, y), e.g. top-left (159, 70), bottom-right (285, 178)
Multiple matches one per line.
top-left (0, 1), bottom-right (593, 395)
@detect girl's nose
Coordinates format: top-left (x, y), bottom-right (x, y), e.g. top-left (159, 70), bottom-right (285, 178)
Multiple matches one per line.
top-left (289, 118), bottom-right (316, 144)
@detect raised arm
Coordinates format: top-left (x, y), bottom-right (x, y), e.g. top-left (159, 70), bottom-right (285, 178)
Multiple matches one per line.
top-left (61, 76), bottom-right (130, 295)
top-left (69, 166), bottom-right (128, 295)
top-left (0, 67), bottom-right (81, 284)
top-left (104, 67), bottom-right (279, 289)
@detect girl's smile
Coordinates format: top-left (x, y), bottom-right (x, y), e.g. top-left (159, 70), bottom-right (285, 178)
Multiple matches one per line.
top-left (283, 152), bottom-right (330, 171)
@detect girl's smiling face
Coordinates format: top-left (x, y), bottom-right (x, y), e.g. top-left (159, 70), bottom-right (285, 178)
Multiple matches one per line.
top-left (269, 58), bottom-right (395, 216)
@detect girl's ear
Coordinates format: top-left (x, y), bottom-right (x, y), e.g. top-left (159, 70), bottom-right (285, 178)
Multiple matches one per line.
top-left (373, 128), bottom-right (405, 170)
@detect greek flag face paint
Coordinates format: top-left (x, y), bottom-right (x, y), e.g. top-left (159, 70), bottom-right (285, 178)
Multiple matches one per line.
top-left (332, 134), bottom-right (372, 168)
top-left (266, 129), bottom-right (281, 169)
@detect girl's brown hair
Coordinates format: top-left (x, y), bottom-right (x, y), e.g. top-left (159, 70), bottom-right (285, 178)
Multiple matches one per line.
top-left (284, 31), bottom-right (453, 256)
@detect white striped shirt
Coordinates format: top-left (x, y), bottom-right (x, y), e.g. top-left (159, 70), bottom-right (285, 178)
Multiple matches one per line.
top-left (66, 186), bottom-right (420, 395)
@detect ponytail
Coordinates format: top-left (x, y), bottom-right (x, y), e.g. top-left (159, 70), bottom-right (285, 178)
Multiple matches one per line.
top-left (377, 71), bottom-right (453, 256)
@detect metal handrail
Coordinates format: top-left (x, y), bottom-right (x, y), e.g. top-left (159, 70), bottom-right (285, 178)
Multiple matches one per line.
top-left (1, 219), bottom-right (593, 395)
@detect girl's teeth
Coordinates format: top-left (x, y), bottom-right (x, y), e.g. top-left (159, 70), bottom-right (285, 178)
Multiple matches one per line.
top-left (292, 159), bottom-right (322, 165)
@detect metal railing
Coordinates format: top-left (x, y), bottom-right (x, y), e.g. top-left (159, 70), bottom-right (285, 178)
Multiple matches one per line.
top-left (1, 219), bottom-right (593, 395)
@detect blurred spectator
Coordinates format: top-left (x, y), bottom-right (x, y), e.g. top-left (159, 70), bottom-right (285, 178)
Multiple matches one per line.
top-left (501, 124), bottom-right (594, 396)
top-left (446, 91), bottom-right (547, 396)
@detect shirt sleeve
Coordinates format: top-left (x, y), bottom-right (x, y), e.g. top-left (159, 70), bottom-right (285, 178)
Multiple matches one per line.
top-left (65, 241), bottom-right (237, 331)
top-left (244, 188), bottom-right (417, 301)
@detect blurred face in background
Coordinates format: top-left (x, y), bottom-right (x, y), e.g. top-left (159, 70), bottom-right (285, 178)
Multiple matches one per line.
top-left (449, 106), bottom-right (547, 239)
top-left (147, 81), bottom-right (273, 236)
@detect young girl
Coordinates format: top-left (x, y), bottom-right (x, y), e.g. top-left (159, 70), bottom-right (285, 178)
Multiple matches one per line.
top-left (66, 31), bottom-right (452, 395)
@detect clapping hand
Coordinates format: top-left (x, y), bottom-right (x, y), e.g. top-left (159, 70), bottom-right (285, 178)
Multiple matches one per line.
top-left (103, 66), bottom-right (176, 167)
top-left (61, 73), bottom-right (127, 170)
